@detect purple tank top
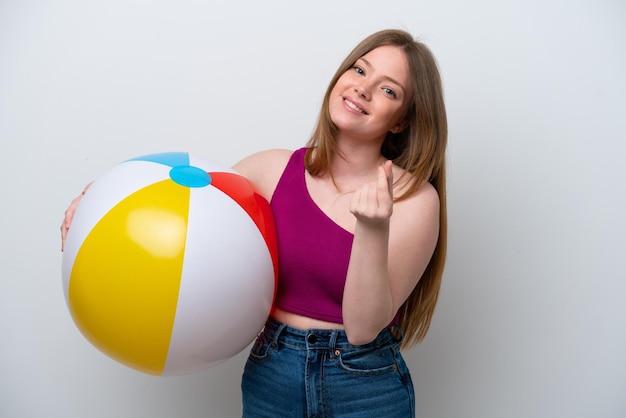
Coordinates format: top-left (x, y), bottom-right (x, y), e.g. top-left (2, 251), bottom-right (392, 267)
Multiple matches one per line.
top-left (270, 148), bottom-right (354, 323)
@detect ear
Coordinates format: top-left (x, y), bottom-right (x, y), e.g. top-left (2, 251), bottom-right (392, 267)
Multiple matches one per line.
top-left (390, 117), bottom-right (409, 134)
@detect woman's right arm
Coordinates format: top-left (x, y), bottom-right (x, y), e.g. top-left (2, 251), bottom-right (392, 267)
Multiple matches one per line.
top-left (232, 149), bottom-right (293, 202)
top-left (60, 149), bottom-right (291, 250)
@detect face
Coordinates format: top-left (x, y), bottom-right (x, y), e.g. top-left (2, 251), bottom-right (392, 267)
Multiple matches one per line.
top-left (329, 45), bottom-right (412, 143)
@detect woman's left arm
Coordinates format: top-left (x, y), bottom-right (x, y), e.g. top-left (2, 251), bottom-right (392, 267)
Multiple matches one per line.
top-left (342, 162), bottom-right (440, 345)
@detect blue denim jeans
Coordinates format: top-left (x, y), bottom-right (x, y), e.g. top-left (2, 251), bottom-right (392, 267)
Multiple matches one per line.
top-left (241, 318), bottom-right (415, 418)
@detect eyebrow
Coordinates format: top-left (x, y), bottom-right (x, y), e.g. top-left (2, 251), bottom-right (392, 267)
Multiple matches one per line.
top-left (358, 57), bottom-right (407, 94)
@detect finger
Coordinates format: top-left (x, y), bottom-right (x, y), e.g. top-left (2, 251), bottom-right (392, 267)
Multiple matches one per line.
top-left (351, 183), bottom-right (373, 213)
top-left (364, 183), bottom-right (379, 215)
top-left (64, 207), bottom-right (74, 229)
top-left (64, 194), bottom-right (83, 228)
top-left (60, 222), bottom-right (66, 251)
top-left (377, 163), bottom-right (393, 203)
top-left (382, 160), bottom-right (393, 198)
top-left (350, 187), bottom-right (362, 215)
top-left (357, 183), bottom-right (370, 209)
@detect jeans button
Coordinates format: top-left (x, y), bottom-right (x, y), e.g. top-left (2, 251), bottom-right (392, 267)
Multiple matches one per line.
top-left (307, 334), bottom-right (317, 344)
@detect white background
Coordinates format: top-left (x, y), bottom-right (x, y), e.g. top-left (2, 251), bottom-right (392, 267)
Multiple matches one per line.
top-left (1, 0), bottom-right (625, 417)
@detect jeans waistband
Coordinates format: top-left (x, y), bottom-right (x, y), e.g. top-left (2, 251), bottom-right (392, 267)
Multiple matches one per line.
top-left (263, 317), bottom-right (402, 351)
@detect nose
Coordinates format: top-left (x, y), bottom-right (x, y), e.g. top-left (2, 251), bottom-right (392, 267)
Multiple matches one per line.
top-left (354, 81), bottom-right (371, 100)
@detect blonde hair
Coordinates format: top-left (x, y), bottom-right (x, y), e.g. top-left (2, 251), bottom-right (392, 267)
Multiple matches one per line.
top-left (306, 29), bottom-right (448, 348)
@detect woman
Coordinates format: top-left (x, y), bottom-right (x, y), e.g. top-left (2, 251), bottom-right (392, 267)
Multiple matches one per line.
top-left (61, 29), bottom-right (447, 417)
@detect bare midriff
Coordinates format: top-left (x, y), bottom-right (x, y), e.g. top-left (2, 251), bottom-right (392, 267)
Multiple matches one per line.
top-left (270, 307), bottom-right (345, 331)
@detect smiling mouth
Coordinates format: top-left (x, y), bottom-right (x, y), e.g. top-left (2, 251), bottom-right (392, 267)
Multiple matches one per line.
top-left (343, 98), bottom-right (367, 115)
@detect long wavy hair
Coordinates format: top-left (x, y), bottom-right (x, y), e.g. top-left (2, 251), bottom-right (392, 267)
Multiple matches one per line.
top-left (305, 29), bottom-right (448, 348)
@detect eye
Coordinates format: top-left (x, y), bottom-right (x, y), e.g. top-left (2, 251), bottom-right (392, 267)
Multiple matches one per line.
top-left (353, 66), bottom-right (365, 76)
top-left (382, 87), bottom-right (397, 98)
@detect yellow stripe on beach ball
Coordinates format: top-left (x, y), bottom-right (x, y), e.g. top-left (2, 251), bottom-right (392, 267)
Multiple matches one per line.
top-left (68, 179), bottom-right (189, 375)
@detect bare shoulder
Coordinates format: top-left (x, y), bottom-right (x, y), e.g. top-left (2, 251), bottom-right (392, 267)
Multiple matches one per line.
top-left (232, 148), bottom-right (294, 200)
top-left (232, 148), bottom-right (293, 178)
top-left (394, 181), bottom-right (439, 223)
top-left (392, 166), bottom-right (440, 212)
top-left (390, 169), bottom-right (440, 250)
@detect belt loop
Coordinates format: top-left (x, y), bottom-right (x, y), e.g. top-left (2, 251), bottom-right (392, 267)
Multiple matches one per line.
top-left (272, 322), bottom-right (287, 347)
top-left (329, 330), bottom-right (339, 359)
top-left (391, 324), bottom-right (405, 343)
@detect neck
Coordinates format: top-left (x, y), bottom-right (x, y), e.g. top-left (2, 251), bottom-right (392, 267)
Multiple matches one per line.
top-left (327, 142), bottom-right (387, 192)
top-left (333, 138), bottom-right (385, 168)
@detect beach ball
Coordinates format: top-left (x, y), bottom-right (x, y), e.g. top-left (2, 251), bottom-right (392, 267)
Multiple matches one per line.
top-left (61, 152), bottom-right (278, 376)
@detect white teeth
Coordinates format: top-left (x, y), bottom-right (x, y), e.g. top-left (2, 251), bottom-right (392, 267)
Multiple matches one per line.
top-left (345, 99), bottom-right (365, 114)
